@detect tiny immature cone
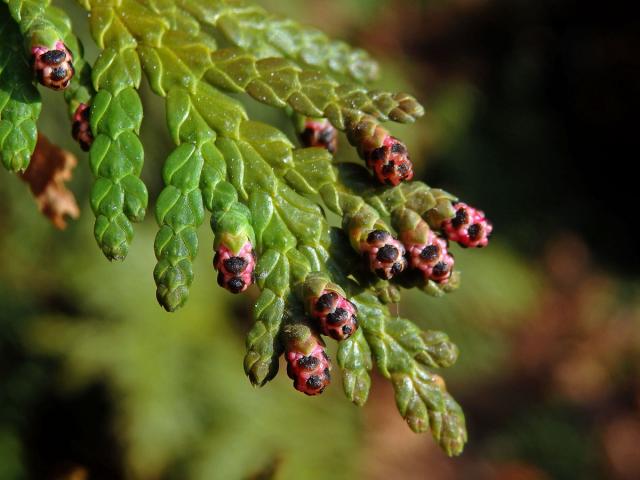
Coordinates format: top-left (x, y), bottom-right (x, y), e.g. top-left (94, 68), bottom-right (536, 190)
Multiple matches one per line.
top-left (71, 103), bottom-right (93, 151)
top-left (299, 117), bottom-right (338, 154)
top-left (31, 42), bottom-right (74, 90)
top-left (349, 118), bottom-right (414, 186)
top-left (214, 242), bottom-right (255, 293)
top-left (362, 230), bottom-right (408, 280)
top-left (211, 204), bottom-right (256, 293)
top-left (409, 232), bottom-right (454, 284)
top-left (20, 134), bottom-right (79, 229)
top-left (396, 208), bottom-right (455, 284)
top-left (364, 135), bottom-right (414, 186)
top-left (344, 206), bottom-right (407, 280)
top-left (303, 273), bottom-right (358, 341)
top-left (312, 290), bottom-right (358, 340)
top-left (283, 324), bottom-right (331, 395)
top-left (442, 202), bottom-right (493, 248)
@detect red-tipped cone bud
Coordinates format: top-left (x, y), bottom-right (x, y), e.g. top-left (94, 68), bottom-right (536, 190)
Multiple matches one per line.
top-left (442, 202), bottom-right (493, 248)
top-left (71, 103), bottom-right (93, 151)
top-left (408, 231), bottom-right (455, 284)
top-left (32, 42), bottom-right (74, 90)
top-left (364, 135), bottom-right (414, 186)
top-left (300, 118), bottom-right (338, 154)
top-left (363, 230), bottom-right (407, 280)
top-left (285, 330), bottom-right (331, 396)
top-left (310, 290), bottom-right (358, 341)
top-left (214, 242), bottom-right (255, 293)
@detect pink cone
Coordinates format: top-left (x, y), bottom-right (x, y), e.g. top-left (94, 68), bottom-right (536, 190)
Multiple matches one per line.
top-left (32, 42), bottom-right (74, 90)
top-left (286, 338), bottom-right (331, 395)
top-left (310, 290), bottom-right (358, 341)
top-left (442, 202), bottom-right (493, 248)
top-left (407, 231), bottom-right (455, 284)
top-left (362, 230), bottom-right (407, 280)
top-left (364, 135), bottom-right (414, 186)
top-left (214, 242), bottom-right (255, 293)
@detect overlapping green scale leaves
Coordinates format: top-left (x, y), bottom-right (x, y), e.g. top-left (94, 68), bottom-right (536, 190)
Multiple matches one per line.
top-left (0, 0), bottom-right (484, 456)
top-left (0, 5), bottom-right (41, 172)
top-left (178, 0), bottom-right (379, 84)
top-left (86, 3), bottom-right (148, 260)
top-left (205, 47), bottom-right (423, 133)
top-left (4, 0), bottom-right (67, 51)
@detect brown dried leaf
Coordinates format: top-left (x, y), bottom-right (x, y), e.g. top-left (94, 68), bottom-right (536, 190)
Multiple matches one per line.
top-left (20, 133), bottom-right (80, 229)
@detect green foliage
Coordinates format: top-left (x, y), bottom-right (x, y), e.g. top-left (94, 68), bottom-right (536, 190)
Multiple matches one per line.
top-left (0, 5), bottom-right (41, 172)
top-left (0, 0), bottom-right (500, 456)
top-left (5, 0), bottom-right (68, 50)
top-left (206, 47), bottom-right (423, 129)
top-left (179, 0), bottom-right (379, 83)
top-left (87, 3), bottom-right (148, 260)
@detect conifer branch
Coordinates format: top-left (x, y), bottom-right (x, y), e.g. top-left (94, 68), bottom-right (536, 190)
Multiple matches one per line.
top-left (177, 0), bottom-right (379, 84)
top-left (0, 0), bottom-right (500, 456)
top-left (0, 6), bottom-right (41, 172)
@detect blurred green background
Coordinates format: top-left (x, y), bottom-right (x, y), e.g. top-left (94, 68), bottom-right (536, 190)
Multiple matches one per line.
top-left (1, 0), bottom-right (639, 479)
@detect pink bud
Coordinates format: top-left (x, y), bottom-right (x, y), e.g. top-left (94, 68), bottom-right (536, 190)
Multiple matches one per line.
top-left (442, 203), bottom-right (493, 248)
top-left (407, 231), bottom-right (455, 284)
top-left (32, 42), bottom-right (74, 90)
top-left (214, 242), bottom-right (255, 293)
top-left (310, 290), bottom-right (358, 340)
top-left (364, 135), bottom-right (414, 186)
top-left (362, 230), bottom-right (407, 280)
top-left (286, 339), bottom-right (331, 395)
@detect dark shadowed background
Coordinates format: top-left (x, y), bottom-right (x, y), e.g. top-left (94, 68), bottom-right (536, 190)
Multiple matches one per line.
top-left (1, 0), bottom-right (639, 479)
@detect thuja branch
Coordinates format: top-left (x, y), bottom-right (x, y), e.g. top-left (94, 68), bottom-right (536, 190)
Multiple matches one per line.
top-left (0, 5), bottom-right (41, 172)
top-left (0, 0), bottom-right (498, 456)
top-left (177, 0), bottom-right (380, 83)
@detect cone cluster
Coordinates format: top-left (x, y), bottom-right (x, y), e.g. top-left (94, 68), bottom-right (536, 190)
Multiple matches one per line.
top-left (1, 0), bottom-right (501, 453)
